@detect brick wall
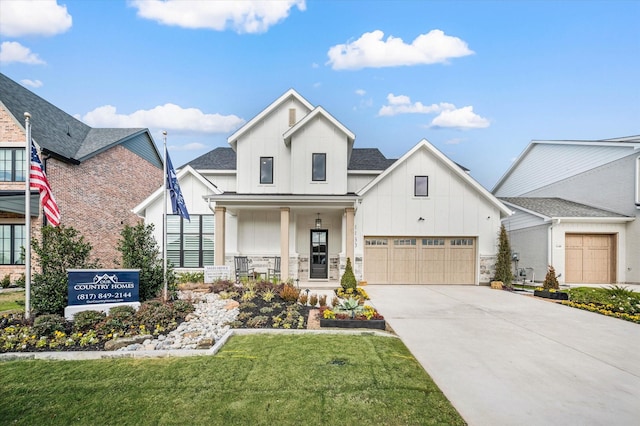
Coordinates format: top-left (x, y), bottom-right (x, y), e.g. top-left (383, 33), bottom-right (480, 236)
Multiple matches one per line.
top-left (48, 145), bottom-right (162, 267)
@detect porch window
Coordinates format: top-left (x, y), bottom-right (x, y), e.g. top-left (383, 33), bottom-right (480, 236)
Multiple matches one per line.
top-left (0, 148), bottom-right (26, 182)
top-left (312, 153), bottom-right (326, 181)
top-left (260, 157), bottom-right (273, 184)
top-left (414, 176), bottom-right (428, 197)
top-left (0, 224), bottom-right (25, 265)
top-left (166, 215), bottom-right (214, 268)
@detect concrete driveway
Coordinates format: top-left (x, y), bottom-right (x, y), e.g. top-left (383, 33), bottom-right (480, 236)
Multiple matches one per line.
top-left (365, 285), bottom-right (640, 426)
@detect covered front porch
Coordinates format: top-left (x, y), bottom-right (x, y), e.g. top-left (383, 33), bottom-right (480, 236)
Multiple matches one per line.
top-left (206, 194), bottom-right (358, 284)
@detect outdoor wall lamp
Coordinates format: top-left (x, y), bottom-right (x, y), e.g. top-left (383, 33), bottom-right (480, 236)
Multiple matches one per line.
top-left (315, 213), bottom-right (322, 229)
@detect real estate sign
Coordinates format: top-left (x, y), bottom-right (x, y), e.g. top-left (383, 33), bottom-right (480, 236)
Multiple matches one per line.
top-left (67, 269), bottom-right (140, 306)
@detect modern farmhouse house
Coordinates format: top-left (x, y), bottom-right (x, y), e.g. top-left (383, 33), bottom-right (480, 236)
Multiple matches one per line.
top-left (493, 136), bottom-right (640, 285)
top-left (0, 73), bottom-right (163, 280)
top-left (135, 89), bottom-right (511, 285)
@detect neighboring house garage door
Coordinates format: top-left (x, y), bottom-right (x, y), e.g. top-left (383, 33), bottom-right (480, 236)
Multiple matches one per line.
top-left (364, 237), bottom-right (476, 284)
top-left (565, 234), bottom-right (616, 284)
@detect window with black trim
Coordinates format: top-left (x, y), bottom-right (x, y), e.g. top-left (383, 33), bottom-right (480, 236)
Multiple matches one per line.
top-left (166, 215), bottom-right (214, 268)
top-left (312, 153), bottom-right (326, 181)
top-left (260, 157), bottom-right (273, 184)
top-left (0, 224), bottom-right (25, 265)
top-left (415, 176), bottom-right (429, 197)
top-left (0, 148), bottom-right (26, 182)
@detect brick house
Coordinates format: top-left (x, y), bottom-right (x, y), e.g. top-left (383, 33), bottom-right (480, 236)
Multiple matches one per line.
top-left (0, 73), bottom-right (162, 281)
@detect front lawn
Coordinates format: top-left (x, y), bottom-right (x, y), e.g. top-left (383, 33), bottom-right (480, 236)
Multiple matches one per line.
top-left (0, 291), bottom-right (24, 313)
top-left (0, 334), bottom-right (465, 425)
top-left (564, 286), bottom-right (640, 323)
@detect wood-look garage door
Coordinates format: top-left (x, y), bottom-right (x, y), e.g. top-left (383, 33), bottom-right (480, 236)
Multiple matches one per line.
top-left (565, 234), bottom-right (615, 284)
top-left (364, 237), bottom-right (476, 284)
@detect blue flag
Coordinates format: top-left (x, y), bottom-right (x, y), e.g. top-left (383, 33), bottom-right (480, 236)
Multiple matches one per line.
top-left (166, 148), bottom-right (190, 221)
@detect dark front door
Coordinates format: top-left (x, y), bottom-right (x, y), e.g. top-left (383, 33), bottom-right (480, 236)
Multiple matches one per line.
top-left (310, 230), bottom-right (328, 279)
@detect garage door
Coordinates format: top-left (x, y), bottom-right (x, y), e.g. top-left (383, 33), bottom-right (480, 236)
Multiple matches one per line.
top-left (565, 234), bottom-right (615, 284)
top-left (364, 237), bottom-right (476, 284)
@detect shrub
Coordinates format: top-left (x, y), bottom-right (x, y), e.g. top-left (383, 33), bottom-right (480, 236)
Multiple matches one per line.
top-left (261, 288), bottom-right (276, 302)
top-left (172, 300), bottom-right (195, 319)
top-left (31, 226), bottom-right (100, 315)
top-left (543, 265), bottom-right (559, 290)
top-left (210, 280), bottom-right (236, 294)
top-left (73, 310), bottom-right (106, 333)
top-left (117, 223), bottom-right (175, 302)
top-left (178, 271), bottom-right (204, 284)
top-left (309, 294), bottom-right (318, 307)
top-left (135, 301), bottom-right (175, 332)
top-left (298, 293), bottom-right (308, 305)
top-left (318, 294), bottom-right (327, 307)
top-left (33, 314), bottom-right (67, 337)
top-left (102, 305), bottom-right (137, 335)
top-left (279, 284), bottom-right (300, 303)
top-left (340, 257), bottom-right (357, 291)
top-left (494, 224), bottom-right (514, 287)
top-left (0, 275), bottom-right (10, 289)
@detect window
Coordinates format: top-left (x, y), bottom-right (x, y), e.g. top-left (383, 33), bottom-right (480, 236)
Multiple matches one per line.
top-left (260, 157), bottom-right (273, 184)
top-left (365, 238), bottom-right (388, 246)
top-left (423, 238), bottom-right (445, 246)
top-left (288, 108), bottom-right (296, 126)
top-left (312, 153), bottom-right (326, 181)
top-left (0, 224), bottom-right (25, 265)
top-left (415, 176), bottom-right (428, 197)
top-left (394, 238), bottom-right (416, 246)
top-left (0, 148), bottom-right (26, 182)
top-left (451, 238), bottom-right (474, 246)
top-left (166, 215), bottom-right (214, 268)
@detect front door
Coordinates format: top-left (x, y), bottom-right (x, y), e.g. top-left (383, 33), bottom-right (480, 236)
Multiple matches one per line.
top-left (310, 230), bottom-right (328, 279)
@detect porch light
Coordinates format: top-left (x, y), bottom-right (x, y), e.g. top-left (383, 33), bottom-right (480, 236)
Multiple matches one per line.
top-left (315, 213), bottom-right (322, 229)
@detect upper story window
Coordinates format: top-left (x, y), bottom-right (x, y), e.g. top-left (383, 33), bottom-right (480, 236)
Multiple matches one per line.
top-left (312, 153), bottom-right (326, 181)
top-left (0, 148), bottom-right (26, 182)
top-left (415, 176), bottom-right (429, 197)
top-left (260, 157), bottom-right (273, 184)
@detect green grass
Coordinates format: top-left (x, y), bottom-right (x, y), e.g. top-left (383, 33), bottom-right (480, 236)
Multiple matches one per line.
top-left (0, 334), bottom-right (465, 425)
top-left (0, 291), bottom-right (24, 313)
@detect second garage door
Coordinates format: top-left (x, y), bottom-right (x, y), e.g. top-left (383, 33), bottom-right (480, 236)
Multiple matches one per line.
top-left (364, 237), bottom-right (476, 284)
top-left (565, 234), bottom-right (615, 284)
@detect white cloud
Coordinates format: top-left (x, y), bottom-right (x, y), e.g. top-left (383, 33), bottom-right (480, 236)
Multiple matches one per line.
top-left (0, 0), bottom-right (72, 37)
top-left (378, 93), bottom-right (454, 116)
top-left (379, 93), bottom-right (489, 129)
top-left (431, 106), bottom-right (490, 129)
top-left (355, 89), bottom-right (366, 96)
top-left (327, 29), bottom-right (474, 70)
top-left (20, 79), bottom-right (43, 88)
top-left (130, 0), bottom-right (306, 34)
top-left (79, 103), bottom-right (245, 133)
top-left (0, 41), bottom-right (45, 65)
top-left (445, 137), bottom-right (465, 145)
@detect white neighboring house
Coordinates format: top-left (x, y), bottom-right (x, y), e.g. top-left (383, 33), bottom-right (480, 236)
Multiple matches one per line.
top-left (134, 89), bottom-right (511, 285)
top-left (493, 136), bottom-right (640, 285)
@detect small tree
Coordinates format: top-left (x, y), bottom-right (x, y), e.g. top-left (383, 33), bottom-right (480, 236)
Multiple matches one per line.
top-left (340, 257), bottom-right (357, 291)
top-left (32, 225), bottom-right (100, 315)
top-left (117, 222), bottom-right (175, 301)
top-left (543, 265), bottom-right (560, 290)
top-left (494, 223), bottom-right (514, 287)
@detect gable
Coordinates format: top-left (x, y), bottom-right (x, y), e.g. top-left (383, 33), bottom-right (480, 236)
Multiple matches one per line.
top-left (359, 139), bottom-right (511, 217)
top-left (494, 140), bottom-right (640, 196)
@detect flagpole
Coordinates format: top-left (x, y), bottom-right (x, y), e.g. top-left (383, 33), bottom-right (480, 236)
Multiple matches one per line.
top-left (24, 112), bottom-right (32, 320)
top-left (162, 131), bottom-right (168, 302)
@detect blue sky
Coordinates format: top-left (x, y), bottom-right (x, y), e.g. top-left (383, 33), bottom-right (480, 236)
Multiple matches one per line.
top-left (1, 0), bottom-right (638, 189)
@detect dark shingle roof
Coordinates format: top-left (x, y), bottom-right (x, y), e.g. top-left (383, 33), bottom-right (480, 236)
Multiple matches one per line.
top-left (183, 147), bottom-right (237, 170)
top-left (0, 73), bottom-right (156, 164)
top-left (182, 147), bottom-right (398, 171)
top-left (348, 148), bottom-right (396, 170)
top-left (500, 197), bottom-right (629, 218)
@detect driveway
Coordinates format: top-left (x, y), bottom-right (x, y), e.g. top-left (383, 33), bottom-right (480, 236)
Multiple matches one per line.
top-left (365, 285), bottom-right (640, 426)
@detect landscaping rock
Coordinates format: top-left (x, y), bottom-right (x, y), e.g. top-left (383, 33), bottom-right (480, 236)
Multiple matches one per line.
top-left (105, 335), bottom-right (153, 351)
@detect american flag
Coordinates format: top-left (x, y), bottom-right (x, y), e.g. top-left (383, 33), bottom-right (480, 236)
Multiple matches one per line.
top-left (30, 144), bottom-right (60, 226)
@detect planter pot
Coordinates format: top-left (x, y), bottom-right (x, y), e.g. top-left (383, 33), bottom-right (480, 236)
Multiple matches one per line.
top-left (320, 318), bottom-right (386, 330)
top-left (534, 290), bottom-right (569, 300)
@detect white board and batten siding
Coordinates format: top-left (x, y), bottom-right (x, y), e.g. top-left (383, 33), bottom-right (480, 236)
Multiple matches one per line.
top-left (356, 142), bottom-right (503, 285)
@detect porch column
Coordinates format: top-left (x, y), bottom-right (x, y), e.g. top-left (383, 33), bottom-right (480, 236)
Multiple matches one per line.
top-left (280, 207), bottom-right (290, 281)
top-left (214, 206), bottom-right (226, 266)
top-left (345, 207), bottom-right (354, 262)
